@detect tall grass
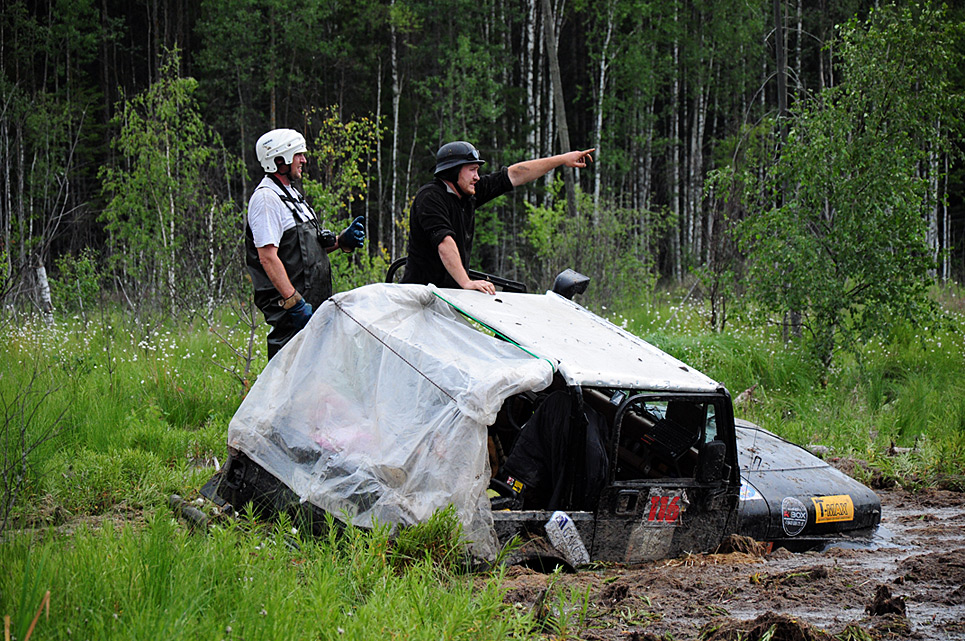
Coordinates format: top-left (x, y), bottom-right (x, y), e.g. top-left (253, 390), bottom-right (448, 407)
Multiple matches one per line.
top-left (2, 311), bottom-right (249, 524)
top-left (0, 310), bottom-right (545, 640)
top-left (1, 510), bottom-right (533, 640)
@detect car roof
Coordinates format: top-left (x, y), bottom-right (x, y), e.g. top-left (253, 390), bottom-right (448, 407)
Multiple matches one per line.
top-left (433, 288), bottom-right (723, 393)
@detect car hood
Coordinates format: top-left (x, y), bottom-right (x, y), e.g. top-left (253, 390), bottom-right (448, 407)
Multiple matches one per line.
top-left (735, 419), bottom-right (881, 543)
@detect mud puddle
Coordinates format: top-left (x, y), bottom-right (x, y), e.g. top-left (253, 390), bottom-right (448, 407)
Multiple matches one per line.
top-left (499, 488), bottom-right (965, 640)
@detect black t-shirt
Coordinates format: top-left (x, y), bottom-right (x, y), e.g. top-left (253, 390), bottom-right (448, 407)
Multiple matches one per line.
top-left (401, 168), bottom-right (513, 288)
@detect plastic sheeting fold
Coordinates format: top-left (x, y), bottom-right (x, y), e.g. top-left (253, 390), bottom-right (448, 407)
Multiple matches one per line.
top-left (227, 283), bottom-right (554, 558)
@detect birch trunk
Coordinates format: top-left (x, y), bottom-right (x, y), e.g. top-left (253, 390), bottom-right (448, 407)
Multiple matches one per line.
top-left (927, 139), bottom-right (939, 278)
top-left (160, 135), bottom-right (176, 307)
top-left (795, 0), bottom-right (802, 97)
top-left (774, 0), bottom-right (787, 142)
top-left (943, 153), bottom-right (950, 281)
top-left (525, 0), bottom-right (538, 162)
top-left (207, 203), bottom-right (216, 316)
top-left (32, 261), bottom-right (54, 325)
top-left (541, 0), bottom-right (577, 217)
top-left (688, 78), bottom-right (708, 263)
top-left (17, 124), bottom-right (26, 275)
top-left (374, 58), bottom-right (383, 246)
top-left (636, 90), bottom-right (655, 261)
top-left (593, 1), bottom-right (615, 220)
top-left (705, 68), bottom-right (720, 265)
top-left (1, 116), bottom-right (10, 294)
top-left (390, 2), bottom-right (402, 259)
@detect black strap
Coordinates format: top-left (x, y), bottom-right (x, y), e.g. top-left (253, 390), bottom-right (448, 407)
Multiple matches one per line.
top-left (259, 175), bottom-right (325, 239)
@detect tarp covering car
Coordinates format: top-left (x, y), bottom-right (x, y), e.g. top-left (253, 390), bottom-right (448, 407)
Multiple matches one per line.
top-left (227, 283), bottom-right (554, 559)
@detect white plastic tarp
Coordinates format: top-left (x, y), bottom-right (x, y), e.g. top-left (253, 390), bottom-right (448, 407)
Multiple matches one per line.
top-left (227, 283), bottom-right (554, 559)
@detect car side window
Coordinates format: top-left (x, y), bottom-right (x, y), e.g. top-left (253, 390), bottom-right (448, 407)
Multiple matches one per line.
top-left (610, 396), bottom-right (708, 480)
top-left (705, 404), bottom-right (717, 442)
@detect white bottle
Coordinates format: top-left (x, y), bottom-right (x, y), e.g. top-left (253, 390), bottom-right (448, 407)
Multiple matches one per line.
top-left (544, 510), bottom-right (590, 567)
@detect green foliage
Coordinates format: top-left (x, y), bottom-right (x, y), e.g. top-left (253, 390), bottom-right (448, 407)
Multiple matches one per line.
top-left (293, 107), bottom-right (389, 293)
top-left (736, 3), bottom-right (963, 372)
top-left (302, 106), bottom-right (384, 223)
top-left (50, 247), bottom-right (102, 316)
top-left (0, 310), bottom-right (243, 528)
top-left (618, 291), bottom-right (965, 491)
top-left (387, 505), bottom-right (471, 574)
top-left (42, 447), bottom-right (166, 515)
top-left (3, 291), bottom-right (965, 639)
top-left (0, 506), bottom-right (535, 640)
top-left (0, 361), bottom-right (68, 534)
top-left (99, 48), bottom-right (245, 314)
top-left (539, 566), bottom-right (594, 638)
top-left (330, 245), bottom-right (393, 294)
top-left (0, 2), bottom-right (104, 310)
top-left (521, 180), bottom-right (667, 308)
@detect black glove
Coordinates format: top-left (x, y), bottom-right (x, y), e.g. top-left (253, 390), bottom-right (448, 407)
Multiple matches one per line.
top-left (317, 229), bottom-right (337, 249)
top-left (287, 298), bottom-right (313, 330)
top-left (338, 216), bottom-right (365, 250)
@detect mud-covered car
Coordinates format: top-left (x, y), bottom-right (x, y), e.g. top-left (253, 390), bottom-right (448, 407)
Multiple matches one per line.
top-left (204, 278), bottom-right (880, 563)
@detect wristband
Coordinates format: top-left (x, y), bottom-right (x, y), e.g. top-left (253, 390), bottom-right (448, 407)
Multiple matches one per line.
top-left (279, 291), bottom-right (302, 310)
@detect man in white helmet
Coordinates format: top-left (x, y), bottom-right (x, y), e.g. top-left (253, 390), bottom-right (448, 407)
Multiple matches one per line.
top-left (401, 141), bottom-right (593, 293)
top-left (246, 128), bottom-right (366, 359)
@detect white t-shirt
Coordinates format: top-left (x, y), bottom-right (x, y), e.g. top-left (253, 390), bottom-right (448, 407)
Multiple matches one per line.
top-left (246, 176), bottom-right (317, 248)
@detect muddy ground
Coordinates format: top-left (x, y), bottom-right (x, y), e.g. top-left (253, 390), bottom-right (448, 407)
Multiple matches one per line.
top-left (498, 488), bottom-right (965, 640)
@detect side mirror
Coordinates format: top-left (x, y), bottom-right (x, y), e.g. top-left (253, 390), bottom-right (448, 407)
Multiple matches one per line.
top-left (552, 269), bottom-right (590, 300)
top-left (696, 440), bottom-right (727, 484)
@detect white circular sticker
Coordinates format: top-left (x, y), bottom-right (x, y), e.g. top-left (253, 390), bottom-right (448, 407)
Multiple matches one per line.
top-left (781, 497), bottom-right (808, 536)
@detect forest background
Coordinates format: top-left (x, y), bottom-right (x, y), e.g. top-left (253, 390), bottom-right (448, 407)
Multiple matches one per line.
top-left (2, 0), bottom-right (965, 367)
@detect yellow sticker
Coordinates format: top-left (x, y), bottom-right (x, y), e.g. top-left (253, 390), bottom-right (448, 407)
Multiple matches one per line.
top-left (811, 495), bottom-right (854, 523)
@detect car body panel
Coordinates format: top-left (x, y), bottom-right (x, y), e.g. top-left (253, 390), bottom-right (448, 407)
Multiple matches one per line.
top-left (434, 289), bottom-right (720, 392)
top-left (735, 420), bottom-right (881, 546)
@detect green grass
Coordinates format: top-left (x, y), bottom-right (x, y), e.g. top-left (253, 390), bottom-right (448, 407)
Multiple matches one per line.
top-left (1, 510), bottom-right (533, 640)
top-left (2, 292), bottom-right (964, 638)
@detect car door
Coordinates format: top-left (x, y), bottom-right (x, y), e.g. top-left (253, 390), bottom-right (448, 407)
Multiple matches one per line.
top-left (589, 394), bottom-right (740, 562)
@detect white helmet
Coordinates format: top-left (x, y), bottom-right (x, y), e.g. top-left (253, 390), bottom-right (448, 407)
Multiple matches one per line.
top-left (255, 128), bottom-right (307, 173)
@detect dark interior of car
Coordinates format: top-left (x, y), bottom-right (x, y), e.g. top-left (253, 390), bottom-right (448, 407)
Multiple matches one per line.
top-left (487, 379), bottom-right (718, 510)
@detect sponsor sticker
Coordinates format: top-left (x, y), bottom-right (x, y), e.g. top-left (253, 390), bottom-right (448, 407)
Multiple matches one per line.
top-left (811, 494), bottom-right (854, 523)
top-left (505, 476), bottom-right (524, 494)
top-left (740, 479), bottom-right (764, 501)
top-left (781, 497), bottom-right (808, 536)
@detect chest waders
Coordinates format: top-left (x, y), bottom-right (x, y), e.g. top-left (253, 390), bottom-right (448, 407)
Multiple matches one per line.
top-left (245, 178), bottom-right (332, 357)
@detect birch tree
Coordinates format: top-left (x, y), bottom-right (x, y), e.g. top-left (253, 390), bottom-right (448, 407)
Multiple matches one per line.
top-left (738, 4), bottom-right (962, 372)
top-left (0, 0), bottom-right (100, 313)
top-left (100, 50), bottom-right (242, 315)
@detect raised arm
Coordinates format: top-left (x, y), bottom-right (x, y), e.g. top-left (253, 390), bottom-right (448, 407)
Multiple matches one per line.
top-left (507, 149), bottom-right (595, 187)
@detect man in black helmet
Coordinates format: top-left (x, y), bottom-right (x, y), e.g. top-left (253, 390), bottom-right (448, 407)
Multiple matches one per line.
top-left (401, 142), bottom-right (594, 294)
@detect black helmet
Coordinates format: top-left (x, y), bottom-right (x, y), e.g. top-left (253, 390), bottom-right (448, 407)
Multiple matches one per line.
top-left (434, 141), bottom-right (486, 175)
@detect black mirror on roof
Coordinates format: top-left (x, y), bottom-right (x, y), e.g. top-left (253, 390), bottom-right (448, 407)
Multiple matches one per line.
top-left (552, 269), bottom-right (590, 299)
